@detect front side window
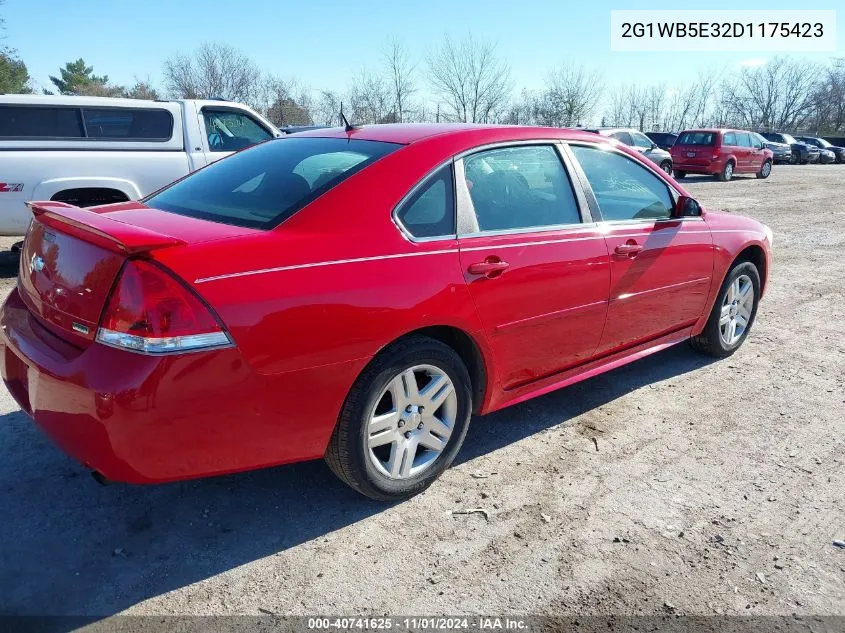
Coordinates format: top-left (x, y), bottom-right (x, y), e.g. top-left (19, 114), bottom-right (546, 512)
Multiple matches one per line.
top-left (396, 165), bottom-right (455, 239)
top-left (203, 109), bottom-right (273, 152)
top-left (723, 132), bottom-right (737, 146)
top-left (463, 145), bottom-right (581, 232)
top-left (677, 131), bottom-right (715, 146)
top-left (781, 133), bottom-right (798, 145)
top-left (0, 106), bottom-right (83, 138)
top-left (737, 132), bottom-right (753, 148)
top-left (630, 131), bottom-right (653, 149)
top-left (571, 145), bottom-right (673, 222)
top-left (146, 137), bottom-right (399, 229)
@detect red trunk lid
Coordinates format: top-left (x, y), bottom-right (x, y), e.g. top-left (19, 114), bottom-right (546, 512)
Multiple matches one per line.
top-left (16, 201), bottom-right (256, 347)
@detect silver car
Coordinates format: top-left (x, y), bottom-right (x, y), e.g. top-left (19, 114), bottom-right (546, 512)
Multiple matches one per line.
top-left (586, 128), bottom-right (674, 175)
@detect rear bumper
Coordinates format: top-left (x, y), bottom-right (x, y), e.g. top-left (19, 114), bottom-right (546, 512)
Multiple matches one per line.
top-left (671, 161), bottom-right (719, 174)
top-left (1, 288), bottom-right (363, 483)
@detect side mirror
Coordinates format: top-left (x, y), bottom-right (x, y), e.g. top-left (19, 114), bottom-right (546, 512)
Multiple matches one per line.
top-left (651, 142), bottom-right (658, 151)
top-left (673, 195), bottom-right (702, 218)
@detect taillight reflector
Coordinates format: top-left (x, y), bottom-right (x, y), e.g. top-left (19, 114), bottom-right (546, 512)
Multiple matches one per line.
top-left (96, 259), bottom-right (231, 354)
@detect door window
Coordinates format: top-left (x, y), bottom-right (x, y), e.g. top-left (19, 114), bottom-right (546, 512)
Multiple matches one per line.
top-left (630, 131), bottom-right (653, 149)
top-left (462, 145), bottom-right (581, 232)
top-left (395, 165), bottom-right (455, 238)
top-left (737, 133), bottom-right (753, 148)
top-left (203, 109), bottom-right (273, 152)
top-left (723, 132), bottom-right (737, 146)
top-left (610, 131), bottom-right (634, 146)
top-left (571, 145), bottom-right (673, 222)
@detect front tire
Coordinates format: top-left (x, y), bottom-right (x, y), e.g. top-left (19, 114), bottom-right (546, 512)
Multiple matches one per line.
top-left (674, 169), bottom-right (687, 179)
top-left (659, 161), bottom-right (673, 176)
top-left (717, 160), bottom-right (734, 182)
top-left (690, 261), bottom-right (761, 358)
top-left (756, 159), bottom-right (772, 179)
top-left (325, 336), bottom-right (472, 501)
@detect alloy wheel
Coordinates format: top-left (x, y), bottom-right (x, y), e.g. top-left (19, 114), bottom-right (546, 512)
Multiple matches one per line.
top-left (719, 274), bottom-right (754, 346)
top-left (761, 161), bottom-right (771, 177)
top-left (366, 365), bottom-right (457, 480)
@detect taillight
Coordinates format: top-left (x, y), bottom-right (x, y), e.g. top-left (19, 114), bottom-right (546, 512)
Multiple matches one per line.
top-left (96, 259), bottom-right (232, 354)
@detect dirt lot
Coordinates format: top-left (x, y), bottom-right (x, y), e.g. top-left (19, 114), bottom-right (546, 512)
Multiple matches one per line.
top-left (0, 165), bottom-right (843, 622)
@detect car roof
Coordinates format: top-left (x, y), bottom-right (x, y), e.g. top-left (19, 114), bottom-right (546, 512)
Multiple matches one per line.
top-left (290, 123), bottom-right (604, 145)
top-left (0, 93), bottom-right (247, 110)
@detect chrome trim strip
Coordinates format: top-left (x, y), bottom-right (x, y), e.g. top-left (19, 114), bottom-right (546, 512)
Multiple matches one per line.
top-left (194, 249), bottom-right (458, 284)
top-left (613, 276), bottom-right (711, 301)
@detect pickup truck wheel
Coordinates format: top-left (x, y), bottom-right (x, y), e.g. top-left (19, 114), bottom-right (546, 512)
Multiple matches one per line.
top-left (325, 336), bottom-right (472, 501)
top-left (756, 160), bottom-right (772, 179)
top-left (690, 261), bottom-right (760, 358)
top-left (717, 161), bottom-right (734, 182)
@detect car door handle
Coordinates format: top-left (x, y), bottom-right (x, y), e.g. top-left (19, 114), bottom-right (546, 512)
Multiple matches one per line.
top-left (614, 242), bottom-right (643, 257)
top-left (468, 258), bottom-right (509, 278)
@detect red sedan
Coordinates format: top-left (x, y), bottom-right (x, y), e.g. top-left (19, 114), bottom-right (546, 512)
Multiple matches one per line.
top-left (0, 125), bottom-right (772, 500)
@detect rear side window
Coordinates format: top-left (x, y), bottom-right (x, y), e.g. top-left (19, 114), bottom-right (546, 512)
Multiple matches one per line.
top-left (0, 106), bottom-right (83, 138)
top-left (463, 145), bottom-right (581, 232)
top-left (737, 132), bottom-right (753, 148)
top-left (146, 137), bottom-right (400, 229)
top-left (677, 131), bottom-right (715, 146)
top-left (83, 108), bottom-right (173, 140)
top-left (610, 131), bottom-right (633, 145)
top-left (396, 165), bottom-right (455, 239)
top-left (723, 132), bottom-right (737, 146)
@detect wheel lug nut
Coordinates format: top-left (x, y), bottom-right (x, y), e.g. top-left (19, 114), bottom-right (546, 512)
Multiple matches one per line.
top-left (404, 431), bottom-right (411, 439)
top-left (398, 420), bottom-right (405, 427)
top-left (417, 423), bottom-right (424, 430)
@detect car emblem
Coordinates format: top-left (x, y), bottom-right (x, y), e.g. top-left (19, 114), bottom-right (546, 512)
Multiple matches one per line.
top-left (29, 254), bottom-right (45, 273)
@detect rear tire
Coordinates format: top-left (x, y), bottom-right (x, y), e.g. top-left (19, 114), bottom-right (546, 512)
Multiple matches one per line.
top-left (717, 160), bottom-right (734, 182)
top-left (756, 160), bottom-right (772, 179)
top-left (690, 261), bottom-right (761, 358)
top-left (325, 336), bottom-right (472, 501)
top-left (659, 161), bottom-right (673, 176)
top-left (673, 169), bottom-right (687, 179)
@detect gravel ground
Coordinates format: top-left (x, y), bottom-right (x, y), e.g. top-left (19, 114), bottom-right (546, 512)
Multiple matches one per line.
top-left (0, 165), bottom-right (843, 622)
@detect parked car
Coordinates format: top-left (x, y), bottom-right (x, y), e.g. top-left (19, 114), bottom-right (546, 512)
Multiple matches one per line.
top-left (752, 132), bottom-right (791, 164)
top-left (0, 124), bottom-right (772, 500)
top-left (585, 127), bottom-right (673, 175)
top-left (0, 94), bottom-right (282, 236)
top-left (671, 129), bottom-right (773, 181)
top-left (758, 132), bottom-right (819, 164)
top-left (823, 136), bottom-right (845, 148)
top-left (796, 136), bottom-right (845, 163)
top-left (645, 131), bottom-right (678, 151)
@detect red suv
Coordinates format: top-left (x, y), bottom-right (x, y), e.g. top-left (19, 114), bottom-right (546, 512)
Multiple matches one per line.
top-left (671, 129), bottom-right (773, 181)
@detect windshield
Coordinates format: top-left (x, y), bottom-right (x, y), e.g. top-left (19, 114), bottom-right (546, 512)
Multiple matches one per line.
top-left (677, 131), bottom-right (715, 146)
top-left (146, 137), bottom-right (400, 229)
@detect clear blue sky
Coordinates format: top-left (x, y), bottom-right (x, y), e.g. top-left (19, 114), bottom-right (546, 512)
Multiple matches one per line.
top-left (3, 0), bottom-right (842, 96)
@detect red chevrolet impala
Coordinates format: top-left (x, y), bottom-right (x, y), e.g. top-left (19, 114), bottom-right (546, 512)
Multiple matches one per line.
top-left (0, 124), bottom-right (772, 500)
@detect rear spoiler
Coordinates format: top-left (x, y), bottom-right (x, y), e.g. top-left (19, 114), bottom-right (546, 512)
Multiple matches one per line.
top-left (27, 201), bottom-right (186, 255)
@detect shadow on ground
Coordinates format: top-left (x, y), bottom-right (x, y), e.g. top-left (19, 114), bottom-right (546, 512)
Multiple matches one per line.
top-left (0, 250), bottom-right (19, 279)
top-left (0, 344), bottom-right (712, 626)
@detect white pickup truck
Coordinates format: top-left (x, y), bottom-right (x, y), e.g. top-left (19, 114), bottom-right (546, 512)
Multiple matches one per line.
top-left (0, 94), bottom-right (282, 236)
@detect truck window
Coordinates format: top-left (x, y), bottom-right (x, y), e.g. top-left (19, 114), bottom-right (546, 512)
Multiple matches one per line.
top-left (203, 109), bottom-right (274, 152)
top-left (82, 108), bottom-right (173, 140)
top-left (0, 106), bottom-right (84, 138)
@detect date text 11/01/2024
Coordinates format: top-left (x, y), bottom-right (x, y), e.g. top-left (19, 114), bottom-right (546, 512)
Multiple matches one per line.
top-left (621, 22), bottom-right (824, 39)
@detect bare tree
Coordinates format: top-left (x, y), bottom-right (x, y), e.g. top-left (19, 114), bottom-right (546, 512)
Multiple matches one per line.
top-left (810, 58), bottom-right (845, 133)
top-left (313, 90), bottom-right (342, 126)
top-left (427, 34), bottom-right (511, 123)
top-left (163, 42), bottom-right (262, 107)
top-left (383, 39), bottom-right (416, 123)
top-left (262, 76), bottom-right (312, 126)
top-left (124, 79), bottom-right (159, 100)
top-left (720, 57), bottom-right (819, 131)
top-left (539, 63), bottom-right (603, 127)
top-left (348, 69), bottom-right (394, 124)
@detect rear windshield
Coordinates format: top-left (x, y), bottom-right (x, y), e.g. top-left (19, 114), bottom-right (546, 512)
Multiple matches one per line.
top-left (146, 137), bottom-right (400, 229)
top-left (677, 131), bottom-right (715, 146)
